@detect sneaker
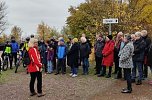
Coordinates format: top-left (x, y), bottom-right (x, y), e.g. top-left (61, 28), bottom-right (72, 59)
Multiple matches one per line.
top-left (121, 89), bottom-right (132, 93)
top-left (69, 73), bottom-right (73, 76)
top-left (72, 74), bottom-right (77, 77)
top-left (30, 92), bottom-right (37, 96)
top-left (122, 88), bottom-right (132, 92)
top-left (37, 93), bottom-right (45, 97)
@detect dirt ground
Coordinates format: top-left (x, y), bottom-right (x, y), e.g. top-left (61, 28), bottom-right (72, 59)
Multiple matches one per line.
top-left (0, 67), bottom-right (152, 100)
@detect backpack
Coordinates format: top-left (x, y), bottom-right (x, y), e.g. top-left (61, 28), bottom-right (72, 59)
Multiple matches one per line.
top-left (23, 50), bottom-right (31, 66)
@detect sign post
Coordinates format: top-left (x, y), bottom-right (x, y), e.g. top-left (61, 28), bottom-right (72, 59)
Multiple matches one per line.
top-left (103, 18), bottom-right (118, 35)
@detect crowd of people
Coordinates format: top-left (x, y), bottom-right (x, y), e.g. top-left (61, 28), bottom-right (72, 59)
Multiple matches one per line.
top-left (0, 30), bottom-right (152, 96)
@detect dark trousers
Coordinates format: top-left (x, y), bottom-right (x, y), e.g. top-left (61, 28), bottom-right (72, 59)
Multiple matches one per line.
top-left (81, 58), bottom-right (89, 74)
top-left (132, 61), bottom-right (143, 81)
top-left (12, 52), bottom-right (17, 66)
top-left (53, 57), bottom-right (56, 70)
top-left (114, 59), bottom-right (119, 74)
top-left (115, 58), bottom-right (123, 78)
top-left (117, 67), bottom-right (122, 78)
top-left (95, 56), bottom-right (102, 74)
top-left (143, 64), bottom-right (148, 78)
top-left (56, 59), bottom-right (66, 74)
top-left (102, 65), bottom-right (112, 76)
top-left (30, 72), bottom-right (42, 93)
top-left (0, 59), bottom-right (1, 72)
top-left (44, 64), bottom-right (47, 73)
top-left (124, 68), bottom-right (132, 90)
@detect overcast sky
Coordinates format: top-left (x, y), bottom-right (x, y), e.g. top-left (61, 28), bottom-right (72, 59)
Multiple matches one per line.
top-left (4, 0), bottom-right (85, 36)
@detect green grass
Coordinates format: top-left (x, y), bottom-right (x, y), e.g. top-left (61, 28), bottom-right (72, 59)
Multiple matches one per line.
top-left (0, 65), bottom-right (26, 84)
top-left (0, 69), bottom-right (12, 84)
top-left (0, 61), bottom-right (119, 84)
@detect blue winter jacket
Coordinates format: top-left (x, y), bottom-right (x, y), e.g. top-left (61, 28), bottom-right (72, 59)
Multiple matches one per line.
top-left (57, 45), bottom-right (67, 59)
top-left (11, 41), bottom-right (19, 53)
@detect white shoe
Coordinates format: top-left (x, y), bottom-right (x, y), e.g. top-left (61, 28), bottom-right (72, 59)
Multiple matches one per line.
top-left (69, 73), bottom-right (73, 76)
top-left (72, 74), bottom-right (77, 77)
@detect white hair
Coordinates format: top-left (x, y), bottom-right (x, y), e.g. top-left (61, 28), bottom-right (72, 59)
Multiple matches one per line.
top-left (28, 38), bottom-right (38, 48)
top-left (117, 32), bottom-right (123, 36)
top-left (80, 37), bottom-right (87, 43)
top-left (141, 30), bottom-right (148, 37)
top-left (82, 33), bottom-right (86, 37)
top-left (135, 31), bottom-right (142, 37)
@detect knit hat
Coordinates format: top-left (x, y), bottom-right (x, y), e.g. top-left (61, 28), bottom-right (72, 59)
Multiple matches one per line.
top-left (73, 38), bottom-right (78, 43)
top-left (107, 35), bottom-right (113, 40)
top-left (124, 34), bottom-right (131, 41)
top-left (60, 38), bottom-right (64, 42)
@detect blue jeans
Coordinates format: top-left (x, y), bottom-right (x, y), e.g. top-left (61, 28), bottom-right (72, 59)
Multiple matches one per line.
top-left (82, 58), bottom-right (89, 74)
top-left (47, 61), bottom-right (53, 73)
top-left (72, 67), bottom-right (78, 75)
top-left (132, 61), bottom-right (143, 80)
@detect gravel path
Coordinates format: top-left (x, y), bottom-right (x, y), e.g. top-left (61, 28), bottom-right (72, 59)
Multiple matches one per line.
top-left (0, 69), bottom-right (115, 100)
top-left (0, 69), bottom-right (152, 100)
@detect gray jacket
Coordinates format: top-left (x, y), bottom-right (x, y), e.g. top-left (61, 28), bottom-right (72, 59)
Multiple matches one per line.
top-left (118, 41), bottom-right (134, 69)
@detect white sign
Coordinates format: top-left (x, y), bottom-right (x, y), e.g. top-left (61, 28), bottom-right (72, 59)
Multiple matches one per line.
top-left (103, 18), bottom-right (118, 24)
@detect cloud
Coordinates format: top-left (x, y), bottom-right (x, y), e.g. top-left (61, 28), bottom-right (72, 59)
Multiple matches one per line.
top-left (4, 0), bottom-right (85, 36)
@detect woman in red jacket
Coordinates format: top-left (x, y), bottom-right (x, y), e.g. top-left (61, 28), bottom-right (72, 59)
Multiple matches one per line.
top-left (99, 35), bottom-right (115, 78)
top-left (28, 38), bottom-right (44, 97)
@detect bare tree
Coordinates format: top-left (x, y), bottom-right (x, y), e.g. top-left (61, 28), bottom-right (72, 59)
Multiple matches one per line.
top-left (0, 1), bottom-right (7, 34)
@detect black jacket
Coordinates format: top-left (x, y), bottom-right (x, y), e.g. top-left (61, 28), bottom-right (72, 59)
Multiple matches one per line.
top-left (147, 43), bottom-right (152, 66)
top-left (133, 38), bottom-right (146, 62)
top-left (142, 36), bottom-right (151, 55)
top-left (94, 40), bottom-right (105, 57)
top-left (67, 43), bottom-right (80, 67)
top-left (80, 42), bottom-right (90, 58)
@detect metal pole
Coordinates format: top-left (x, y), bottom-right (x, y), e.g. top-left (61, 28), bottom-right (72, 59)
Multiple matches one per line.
top-left (43, 29), bottom-right (45, 41)
top-left (109, 23), bottom-right (112, 35)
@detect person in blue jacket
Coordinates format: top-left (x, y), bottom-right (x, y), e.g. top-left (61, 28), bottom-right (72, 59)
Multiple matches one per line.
top-left (55, 38), bottom-right (67, 75)
top-left (11, 36), bottom-right (19, 67)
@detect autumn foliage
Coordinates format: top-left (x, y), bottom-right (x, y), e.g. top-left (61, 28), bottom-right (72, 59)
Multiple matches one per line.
top-left (66, 0), bottom-right (152, 38)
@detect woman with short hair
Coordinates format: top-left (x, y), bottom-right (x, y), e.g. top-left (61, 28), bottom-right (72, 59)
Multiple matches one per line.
top-left (119, 34), bottom-right (134, 93)
top-left (28, 38), bottom-right (44, 97)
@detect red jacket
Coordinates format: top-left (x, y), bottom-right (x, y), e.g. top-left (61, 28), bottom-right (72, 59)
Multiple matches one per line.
top-left (28, 46), bottom-right (42, 72)
top-left (102, 40), bottom-right (115, 67)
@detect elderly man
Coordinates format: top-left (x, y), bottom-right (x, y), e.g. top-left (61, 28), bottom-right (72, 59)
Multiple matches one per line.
top-left (141, 30), bottom-right (151, 79)
top-left (132, 32), bottom-right (146, 85)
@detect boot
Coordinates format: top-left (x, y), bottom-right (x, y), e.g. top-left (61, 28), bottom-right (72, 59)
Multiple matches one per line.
top-left (136, 80), bottom-right (142, 85)
top-left (105, 74), bottom-right (111, 78)
top-left (106, 67), bottom-right (112, 78)
top-left (98, 67), bottom-right (106, 77)
top-left (131, 79), bottom-right (135, 83)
